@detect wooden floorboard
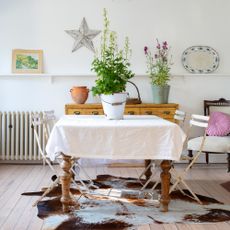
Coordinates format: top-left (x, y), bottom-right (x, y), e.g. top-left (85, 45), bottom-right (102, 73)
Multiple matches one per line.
top-left (0, 164), bottom-right (229, 230)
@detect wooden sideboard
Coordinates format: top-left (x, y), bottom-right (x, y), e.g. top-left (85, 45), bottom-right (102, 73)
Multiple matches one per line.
top-left (65, 103), bottom-right (179, 122)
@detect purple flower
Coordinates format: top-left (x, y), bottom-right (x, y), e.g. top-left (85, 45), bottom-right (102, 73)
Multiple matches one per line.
top-left (144, 38), bottom-right (172, 77)
top-left (162, 41), bottom-right (168, 50)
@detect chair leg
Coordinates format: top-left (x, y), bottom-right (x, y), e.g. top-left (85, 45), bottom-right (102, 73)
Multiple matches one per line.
top-left (188, 150), bottom-right (193, 164)
top-left (75, 163), bottom-right (99, 189)
top-left (227, 153), bottom-right (230, 173)
top-left (180, 179), bottom-right (202, 204)
top-left (32, 177), bottom-right (60, 207)
top-left (205, 152), bottom-right (209, 164)
top-left (144, 160), bottom-right (152, 180)
top-left (170, 169), bottom-right (186, 195)
top-left (169, 177), bottom-right (180, 193)
top-left (139, 160), bottom-right (154, 183)
top-left (140, 169), bottom-right (158, 191)
top-left (72, 159), bottom-right (99, 190)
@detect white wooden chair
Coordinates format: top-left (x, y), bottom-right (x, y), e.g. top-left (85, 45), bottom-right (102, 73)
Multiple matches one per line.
top-left (170, 114), bottom-right (210, 204)
top-left (45, 111), bottom-right (97, 189)
top-left (138, 110), bottom-right (186, 194)
top-left (31, 112), bottom-right (61, 206)
top-left (31, 111), bottom-right (97, 206)
top-left (32, 112), bottom-right (56, 168)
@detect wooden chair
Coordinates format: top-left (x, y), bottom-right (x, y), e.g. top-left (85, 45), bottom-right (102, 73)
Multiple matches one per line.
top-left (188, 98), bottom-right (230, 172)
top-left (170, 114), bottom-right (210, 204)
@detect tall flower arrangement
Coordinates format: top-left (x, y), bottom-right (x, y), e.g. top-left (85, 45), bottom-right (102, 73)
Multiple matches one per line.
top-left (91, 9), bottom-right (134, 96)
top-left (144, 39), bottom-right (172, 86)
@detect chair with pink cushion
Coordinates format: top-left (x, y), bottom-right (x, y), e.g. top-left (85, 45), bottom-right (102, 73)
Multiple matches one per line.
top-left (188, 98), bottom-right (230, 172)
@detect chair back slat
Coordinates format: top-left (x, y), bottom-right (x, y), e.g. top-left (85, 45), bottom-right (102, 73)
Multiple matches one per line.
top-left (174, 110), bottom-right (186, 121)
top-left (31, 113), bottom-right (43, 126)
top-left (174, 110), bottom-right (186, 130)
top-left (43, 110), bottom-right (56, 136)
top-left (190, 114), bottom-right (209, 128)
top-left (43, 110), bottom-right (56, 121)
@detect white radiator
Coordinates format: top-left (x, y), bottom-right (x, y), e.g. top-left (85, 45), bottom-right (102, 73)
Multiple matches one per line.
top-left (0, 111), bottom-right (45, 161)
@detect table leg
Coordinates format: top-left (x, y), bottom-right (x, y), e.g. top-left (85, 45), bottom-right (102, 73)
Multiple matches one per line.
top-left (160, 160), bottom-right (171, 212)
top-left (60, 153), bottom-right (79, 212)
top-left (144, 159), bottom-right (152, 180)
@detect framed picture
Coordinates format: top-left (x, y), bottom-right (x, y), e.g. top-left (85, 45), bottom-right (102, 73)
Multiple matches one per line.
top-left (12, 49), bottom-right (43, 73)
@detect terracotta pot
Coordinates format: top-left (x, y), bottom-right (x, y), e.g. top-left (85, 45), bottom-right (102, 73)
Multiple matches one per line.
top-left (70, 86), bottom-right (89, 104)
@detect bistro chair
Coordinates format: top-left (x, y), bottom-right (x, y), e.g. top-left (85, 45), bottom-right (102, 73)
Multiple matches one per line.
top-left (138, 110), bottom-right (186, 194)
top-left (31, 111), bottom-right (97, 206)
top-left (170, 114), bottom-right (210, 204)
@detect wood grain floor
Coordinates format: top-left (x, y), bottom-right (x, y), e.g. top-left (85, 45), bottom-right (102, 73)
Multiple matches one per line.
top-left (0, 163), bottom-right (229, 230)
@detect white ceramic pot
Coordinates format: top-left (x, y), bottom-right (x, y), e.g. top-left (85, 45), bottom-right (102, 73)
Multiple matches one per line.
top-left (101, 93), bottom-right (128, 120)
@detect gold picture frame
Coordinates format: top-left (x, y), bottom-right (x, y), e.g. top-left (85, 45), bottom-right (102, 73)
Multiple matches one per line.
top-left (12, 49), bottom-right (43, 73)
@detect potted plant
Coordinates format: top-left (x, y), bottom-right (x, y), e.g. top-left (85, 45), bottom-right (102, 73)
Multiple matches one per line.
top-left (91, 9), bottom-right (134, 119)
top-left (144, 39), bottom-right (173, 103)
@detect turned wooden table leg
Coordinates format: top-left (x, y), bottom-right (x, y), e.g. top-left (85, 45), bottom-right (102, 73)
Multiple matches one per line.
top-left (160, 160), bottom-right (171, 212)
top-left (144, 159), bottom-right (152, 180)
top-left (60, 153), bottom-right (78, 212)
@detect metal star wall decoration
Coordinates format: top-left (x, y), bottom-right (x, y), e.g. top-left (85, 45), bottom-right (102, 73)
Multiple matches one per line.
top-left (65, 17), bottom-right (101, 53)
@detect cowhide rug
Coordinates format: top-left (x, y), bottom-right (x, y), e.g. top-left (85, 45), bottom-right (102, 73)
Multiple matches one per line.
top-left (22, 175), bottom-right (230, 230)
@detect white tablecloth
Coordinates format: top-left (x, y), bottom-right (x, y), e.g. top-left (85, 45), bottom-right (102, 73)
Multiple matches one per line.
top-left (46, 115), bottom-right (186, 161)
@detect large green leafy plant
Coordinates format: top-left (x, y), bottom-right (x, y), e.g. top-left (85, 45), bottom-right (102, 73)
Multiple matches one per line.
top-left (144, 39), bottom-right (172, 86)
top-left (91, 9), bottom-right (134, 96)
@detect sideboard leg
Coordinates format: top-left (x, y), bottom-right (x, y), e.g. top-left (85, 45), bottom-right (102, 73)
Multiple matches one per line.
top-left (160, 160), bottom-right (171, 212)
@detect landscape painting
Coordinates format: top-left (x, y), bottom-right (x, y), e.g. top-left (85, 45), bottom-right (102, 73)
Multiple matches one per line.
top-left (12, 49), bottom-right (43, 73)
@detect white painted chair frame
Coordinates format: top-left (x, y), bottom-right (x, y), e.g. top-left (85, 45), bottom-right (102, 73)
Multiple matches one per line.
top-left (138, 110), bottom-right (186, 194)
top-left (31, 111), bottom-right (97, 206)
top-left (169, 114), bottom-right (209, 204)
top-left (43, 111), bottom-right (98, 190)
top-left (31, 112), bottom-right (61, 206)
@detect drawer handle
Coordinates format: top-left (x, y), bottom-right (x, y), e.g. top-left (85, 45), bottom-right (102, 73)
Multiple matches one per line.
top-left (74, 111), bottom-right (81, 115)
top-left (145, 111), bottom-right (153, 115)
top-left (163, 111), bottom-right (170, 115)
top-left (128, 111), bottom-right (135, 115)
top-left (92, 111), bottom-right (99, 115)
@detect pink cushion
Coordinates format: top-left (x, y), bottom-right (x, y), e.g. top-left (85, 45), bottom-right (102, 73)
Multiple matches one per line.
top-left (206, 111), bottom-right (230, 136)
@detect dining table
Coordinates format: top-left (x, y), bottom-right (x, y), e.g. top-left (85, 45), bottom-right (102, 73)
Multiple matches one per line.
top-left (46, 115), bottom-right (186, 212)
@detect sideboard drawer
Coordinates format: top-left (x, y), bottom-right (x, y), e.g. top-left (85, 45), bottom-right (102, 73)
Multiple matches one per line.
top-left (67, 108), bottom-right (104, 115)
top-left (124, 108), bottom-right (140, 115)
top-left (140, 108), bottom-right (176, 119)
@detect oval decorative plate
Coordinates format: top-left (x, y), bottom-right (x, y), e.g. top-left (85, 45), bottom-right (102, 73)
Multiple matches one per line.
top-left (182, 46), bottom-right (219, 73)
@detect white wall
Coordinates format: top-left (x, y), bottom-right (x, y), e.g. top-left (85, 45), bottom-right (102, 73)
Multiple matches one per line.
top-left (0, 0), bottom-right (230, 163)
